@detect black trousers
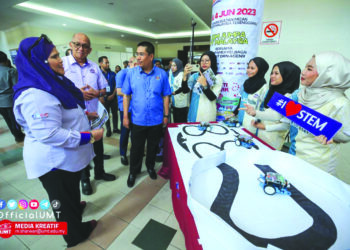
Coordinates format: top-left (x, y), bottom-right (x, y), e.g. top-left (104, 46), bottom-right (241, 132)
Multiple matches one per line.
top-left (81, 138), bottom-right (104, 180)
top-left (104, 97), bottom-right (119, 131)
top-left (130, 123), bottom-right (163, 175)
top-left (172, 106), bottom-right (188, 123)
top-left (39, 169), bottom-right (93, 247)
top-left (0, 107), bottom-right (24, 140)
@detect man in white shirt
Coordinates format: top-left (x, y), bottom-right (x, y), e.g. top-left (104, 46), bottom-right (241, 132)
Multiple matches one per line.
top-left (62, 33), bottom-right (116, 195)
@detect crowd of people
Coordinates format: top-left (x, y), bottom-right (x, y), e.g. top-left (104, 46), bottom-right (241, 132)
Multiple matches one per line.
top-left (0, 31), bottom-right (349, 247)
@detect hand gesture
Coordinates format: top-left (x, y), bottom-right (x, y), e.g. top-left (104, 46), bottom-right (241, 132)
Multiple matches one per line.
top-left (239, 104), bottom-right (256, 117)
top-left (80, 85), bottom-right (95, 100)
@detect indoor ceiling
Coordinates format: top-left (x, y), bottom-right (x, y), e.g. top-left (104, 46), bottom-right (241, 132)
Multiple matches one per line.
top-left (0, 0), bottom-right (213, 43)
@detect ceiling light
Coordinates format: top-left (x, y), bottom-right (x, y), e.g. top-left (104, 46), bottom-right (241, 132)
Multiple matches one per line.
top-left (121, 34), bottom-right (125, 37)
top-left (62, 23), bottom-right (67, 26)
top-left (16, 2), bottom-right (210, 39)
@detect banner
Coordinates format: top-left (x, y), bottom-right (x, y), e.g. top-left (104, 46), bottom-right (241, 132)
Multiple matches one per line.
top-left (210, 0), bottom-right (264, 119)
top-left (268, 92), bottom-right (342, 139)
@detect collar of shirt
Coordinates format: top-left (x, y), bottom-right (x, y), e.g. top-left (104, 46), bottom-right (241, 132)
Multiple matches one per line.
top-left (68, 54), bottom-right (90, 67)
top-left (137, 65), bottom-right (156, 75)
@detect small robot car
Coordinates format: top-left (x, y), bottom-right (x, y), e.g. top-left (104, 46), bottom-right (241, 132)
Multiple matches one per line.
top-left (258, 172), bottom-right (291, 196)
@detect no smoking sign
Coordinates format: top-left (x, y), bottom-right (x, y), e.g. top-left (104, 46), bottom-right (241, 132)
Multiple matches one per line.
top-left (261, 21), bottom-right (282, 45)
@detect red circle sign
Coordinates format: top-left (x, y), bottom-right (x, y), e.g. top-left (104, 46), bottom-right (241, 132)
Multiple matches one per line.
top-left (264, 24), bottom-right (278, 38)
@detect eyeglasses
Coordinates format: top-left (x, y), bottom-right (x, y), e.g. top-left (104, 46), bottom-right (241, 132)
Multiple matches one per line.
top-left (28, 34), bottom-right (52, 58)
top-left (71, 41), bottom-right (90, 50)
top-left (134, 52), bottom-right (148, 57)
top-left (200, 59), bottom-right (210, 64)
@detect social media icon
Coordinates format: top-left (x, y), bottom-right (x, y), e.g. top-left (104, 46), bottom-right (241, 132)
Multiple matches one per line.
top-left (40, 200), bottom-right (50, 210)
top-left (51, 200), bottom-right (61, 210)
top-left (0, 200), bottom-right (6, 210)
top-left (29, 199), bottom-right (39, 210)
top-left (7, 199), bottom-right (17, 210)
top-left (18, 200), bottom-right (28, 210)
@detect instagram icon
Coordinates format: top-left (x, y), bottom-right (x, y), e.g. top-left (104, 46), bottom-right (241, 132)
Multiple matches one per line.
top-left (18, 200), bottom-right (28, 210)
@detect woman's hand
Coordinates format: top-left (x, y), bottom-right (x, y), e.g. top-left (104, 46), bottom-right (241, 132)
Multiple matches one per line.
top-left (315, 135), bottom-right (333, 145)
top-left (198, 71), bottom-right (208, 87)
top-left (183, 64), bottom-right (192, 81)
top-left (91, 128), bottom-right (104, 141)
top-left (251, 120), bottom-right (266, 130)
top-left (239, 104), bottom-right (256, 117)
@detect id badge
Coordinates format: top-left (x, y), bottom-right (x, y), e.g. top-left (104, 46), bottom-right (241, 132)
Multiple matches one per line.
top-left (106, 86), bottom-right (111, 92)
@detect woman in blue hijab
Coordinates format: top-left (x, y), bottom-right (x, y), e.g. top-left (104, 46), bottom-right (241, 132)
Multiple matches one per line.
top-left (13, 35), bottom-right (103, 247)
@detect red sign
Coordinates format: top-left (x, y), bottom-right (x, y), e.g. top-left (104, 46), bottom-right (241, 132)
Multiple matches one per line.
top-left (0, 220), bottom-right (67, 238)
top-left (264, 23), bottom-right (278, 38)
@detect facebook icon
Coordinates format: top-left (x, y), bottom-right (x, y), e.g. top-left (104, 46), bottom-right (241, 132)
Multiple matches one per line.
top-left (0, 200), bottom-right (6, 209)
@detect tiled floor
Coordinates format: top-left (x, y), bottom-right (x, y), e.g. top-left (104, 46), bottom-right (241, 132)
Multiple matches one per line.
top-left (0, 117), bottom-right (186, 250)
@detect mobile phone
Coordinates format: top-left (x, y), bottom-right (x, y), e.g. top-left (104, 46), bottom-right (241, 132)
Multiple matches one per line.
top-left (190, 64), bottom-right (200, 72)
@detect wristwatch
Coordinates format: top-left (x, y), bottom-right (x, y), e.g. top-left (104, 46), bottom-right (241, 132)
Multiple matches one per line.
top-left (89, 132), bottom-right (95, 144)
top-left (164, 114), bottom-right (169, 118)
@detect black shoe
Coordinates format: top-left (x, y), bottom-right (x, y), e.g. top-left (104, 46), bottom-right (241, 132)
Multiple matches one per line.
top-left (80, 201), bottom-right (87, 214)
top-left (106, 130), bottom-right (112, 137)
top-left (147, 169), bottom-right (157, 180)
top-left (95, 173), bottom-right (116, 181)
top-left (81, 180), bottom-right (92, 195)
top-left (121, 155), bottom-right (128, 165)
top-left (66, 219), bottom-right (98, 248)
top-left (103, 154), bottom-right (111, 160)
top-left (113, 129), bottom-right (121, 134)
top-left (127, 174), bottom-right (136, 187)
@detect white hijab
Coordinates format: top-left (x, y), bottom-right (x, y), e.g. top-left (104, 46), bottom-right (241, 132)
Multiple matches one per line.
top-left (298, 51), bottom-right (350, 109)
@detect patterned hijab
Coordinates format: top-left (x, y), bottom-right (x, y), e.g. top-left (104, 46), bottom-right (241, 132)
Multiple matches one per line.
top-left (243, 57), bottom-right (269, 94)
top-left (264, 61), bottom-right (301, 108)
top-left (13, 35), bottom-right (85, 109)
top-left (298, 52), bottom-right (350, 109)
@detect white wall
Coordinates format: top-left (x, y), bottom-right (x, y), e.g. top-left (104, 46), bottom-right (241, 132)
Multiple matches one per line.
top-left (258, 0), bottom-right (350, 69)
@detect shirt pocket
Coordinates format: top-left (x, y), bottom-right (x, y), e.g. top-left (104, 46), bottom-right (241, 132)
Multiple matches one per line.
top-left (150, 78), bottom-right (162, 95)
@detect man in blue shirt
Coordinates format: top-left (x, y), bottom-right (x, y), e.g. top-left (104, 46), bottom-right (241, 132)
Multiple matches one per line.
top-left (122, 41), bottom-right (171, 187)
top-left (99, 56), bottom-right (120, 137)
top-left (116, 57), bottom-right (137, 166)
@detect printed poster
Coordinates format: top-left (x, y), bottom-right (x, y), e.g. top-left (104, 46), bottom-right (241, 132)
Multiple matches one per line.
top-left (211, 0), bottom-right (264, 119)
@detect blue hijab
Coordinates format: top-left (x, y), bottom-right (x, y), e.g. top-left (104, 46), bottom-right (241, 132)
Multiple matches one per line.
top-left (13, 36), bottom-right (85, 109)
